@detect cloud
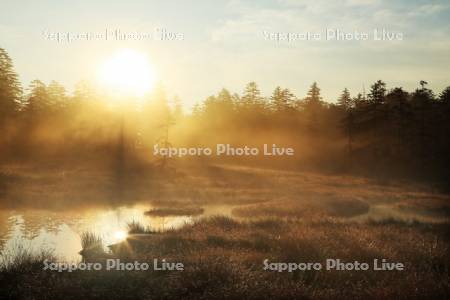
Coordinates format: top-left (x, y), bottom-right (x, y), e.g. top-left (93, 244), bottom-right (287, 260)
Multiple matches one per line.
top-left (407, 3), bottom-right (450, 16)
top-left (345, 0), bottom-right (380, 6)
top-left (202, 0), bottom-right (450, 100)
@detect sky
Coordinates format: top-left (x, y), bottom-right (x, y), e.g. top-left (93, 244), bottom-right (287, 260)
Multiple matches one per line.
top-left (1, 0), bottom-right (449, 108)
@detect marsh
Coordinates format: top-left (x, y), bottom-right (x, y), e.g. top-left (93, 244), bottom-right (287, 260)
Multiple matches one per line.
top-left (1, 163), bottom-right (448, 263)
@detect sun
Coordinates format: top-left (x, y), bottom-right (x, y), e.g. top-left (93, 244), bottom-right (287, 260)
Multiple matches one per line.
top-left (113, 230), bottom-right (128, 242)
top-left (98, 49), bottom-right (156, 97)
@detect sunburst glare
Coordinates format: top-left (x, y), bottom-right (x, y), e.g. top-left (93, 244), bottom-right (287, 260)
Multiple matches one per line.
top-left (97, 49), bottom-right (156, 97)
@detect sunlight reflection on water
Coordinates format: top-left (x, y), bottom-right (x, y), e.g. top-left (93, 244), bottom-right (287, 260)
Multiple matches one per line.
top-left (0, 204), bottom-right (233, 262)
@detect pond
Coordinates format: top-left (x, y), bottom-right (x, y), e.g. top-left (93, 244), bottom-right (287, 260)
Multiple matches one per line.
top-left (0, 204), bottom-right (234, 262)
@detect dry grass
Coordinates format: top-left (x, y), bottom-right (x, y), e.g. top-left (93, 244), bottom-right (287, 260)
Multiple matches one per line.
top-left (0, 243), bottom-right (55, 272)
top-left (127, 220), bottom-right (155, 234)
top-left (1, 217), bottom-right (449, 299)
top-left (1, 163), bottom-right (449, 223)
top-left (80, 232), bottom-right (103, 250)
top-left (145, 207), bottom-right (204, 217)
top-left (79, 232), bottom-right (104, 257)
top-left (1, 163), bottom-right (450, 299)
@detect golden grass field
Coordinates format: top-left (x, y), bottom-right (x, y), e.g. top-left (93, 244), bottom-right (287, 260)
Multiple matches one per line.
top-left (0, 162), bottom-right (449, 299)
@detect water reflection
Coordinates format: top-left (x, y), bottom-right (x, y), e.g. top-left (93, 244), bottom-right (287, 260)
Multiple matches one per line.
top-left (0, 204), bottom-right (233, 262)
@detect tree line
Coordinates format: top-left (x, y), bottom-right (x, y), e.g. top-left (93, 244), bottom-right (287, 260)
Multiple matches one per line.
top-left (1, 47), bottom-right (449, 184)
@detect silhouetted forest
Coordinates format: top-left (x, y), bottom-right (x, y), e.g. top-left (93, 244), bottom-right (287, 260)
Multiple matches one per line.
top-left (1, 48), bottom-right (449, 185)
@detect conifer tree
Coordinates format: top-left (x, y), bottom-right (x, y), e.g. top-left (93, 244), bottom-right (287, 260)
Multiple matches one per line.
top-left (0, 48), bottom-right (22, 121)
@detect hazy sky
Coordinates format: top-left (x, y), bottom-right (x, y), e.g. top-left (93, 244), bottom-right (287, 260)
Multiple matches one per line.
top-left (1, 0), bottom-right (449, 107)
